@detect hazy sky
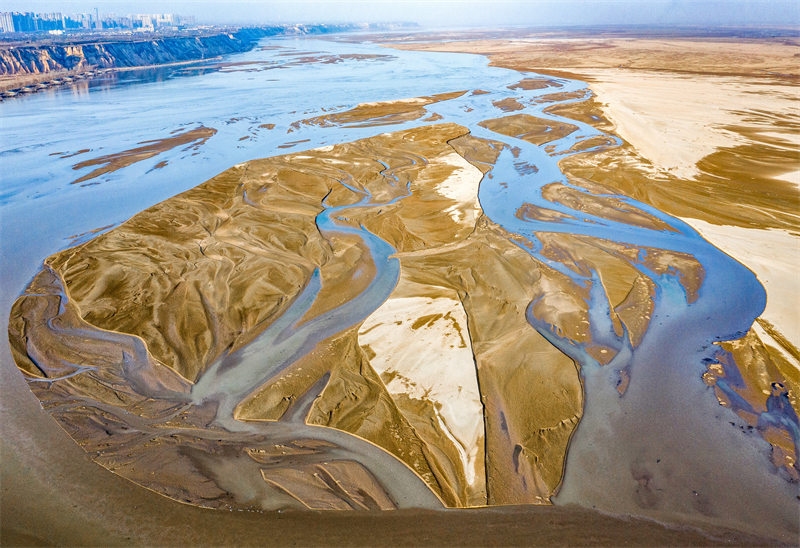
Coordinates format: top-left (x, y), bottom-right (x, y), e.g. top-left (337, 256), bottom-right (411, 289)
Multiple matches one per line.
top-left (5, 1), bottom-right (799, 27)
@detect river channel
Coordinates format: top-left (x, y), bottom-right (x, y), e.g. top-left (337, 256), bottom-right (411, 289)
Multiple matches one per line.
top-left (1, 35), bottom-right (797, 539)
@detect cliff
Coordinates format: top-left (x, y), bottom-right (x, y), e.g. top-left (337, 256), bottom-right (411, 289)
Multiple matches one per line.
top-left (0, 25), bottom-right (362, 77)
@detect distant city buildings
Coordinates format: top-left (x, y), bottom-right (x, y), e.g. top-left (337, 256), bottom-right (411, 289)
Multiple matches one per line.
top-left (0, 11), bottom-right (196, 33)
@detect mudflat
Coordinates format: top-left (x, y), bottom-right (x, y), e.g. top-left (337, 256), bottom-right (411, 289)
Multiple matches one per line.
top-left (3, 30), bottom-right (798, 546)
top-left (388, 33), bottom-right (799, 448)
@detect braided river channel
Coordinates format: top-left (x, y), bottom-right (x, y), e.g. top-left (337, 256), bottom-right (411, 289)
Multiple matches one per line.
top-left (1, 35), bottom-right (797, 539)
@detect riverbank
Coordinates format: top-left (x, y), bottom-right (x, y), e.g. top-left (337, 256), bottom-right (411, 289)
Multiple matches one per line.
top-left (0, 24), bottom-right (393, 97)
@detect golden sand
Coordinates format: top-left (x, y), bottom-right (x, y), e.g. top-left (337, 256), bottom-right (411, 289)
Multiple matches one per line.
top-left (384, 35), bottom-right (800, 479)
top-left (9, 122), bottom-right (590, 509)
top-left (292, 90), bottom-right (467, 129)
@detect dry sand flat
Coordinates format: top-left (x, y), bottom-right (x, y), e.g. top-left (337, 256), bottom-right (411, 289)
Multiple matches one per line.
top-left (568, 69), bottom-right (799, 179)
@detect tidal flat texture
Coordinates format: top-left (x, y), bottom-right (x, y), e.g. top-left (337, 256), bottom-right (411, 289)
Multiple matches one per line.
top-left (3, 33), bottom-right (798, 545)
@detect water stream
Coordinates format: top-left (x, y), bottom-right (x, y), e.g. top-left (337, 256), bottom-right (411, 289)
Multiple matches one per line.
top-left (1, 34), bottom-right (797, 537)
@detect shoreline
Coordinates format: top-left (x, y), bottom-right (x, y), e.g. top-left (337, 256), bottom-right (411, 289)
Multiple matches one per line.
top-left (0, 23), bottom-right (399, 99)
top-left (0, 57), bottom-right (225, 97)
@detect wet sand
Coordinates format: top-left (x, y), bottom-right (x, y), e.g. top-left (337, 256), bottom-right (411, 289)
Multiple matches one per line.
top-left (386, 32), bottom-right (799, 441)
top-left (70, 126), bottom-right (217, 185)
top-left (4, 32), bottom-right (799, 545)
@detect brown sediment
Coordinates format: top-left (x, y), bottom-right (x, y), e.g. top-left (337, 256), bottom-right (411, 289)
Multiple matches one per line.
top-left (280, 53), bottom-right (394, 65)
top-left (448, 132), bottom-right (506, 174)
top-left (260, 460), bottom-right (397, 510)
top-left (389, 35), bottom-right (798, 475)
top-left (534, 90), bottom-right (587, 104)
top-left (172, 54), bottom-right (395, 75)
top-left (293, 91), bottom-right (467, 129)
top-left (508, 78), bottom-right (552, 90)
top-left (544, 101), bottom-right (611, 129)
top-left (564, 135), bottom-right (617, 154)
top-left (492, 97), bottom-right (525, 112)
top-left (710, 328), bottom-right (800, 480)
top-left (615, 276), bottom-right (656, 348)
top-left (478, 113), bottom-right (578, 146)
top-left (9, 122), bottom-right (584, 511)
top-left (516, 203), bottom-right (576, 223)
top-left (65, 223), bottom-right (115, 241)
top-left (278, 138), bottom-right (311, 148)
top-left (541, 181), bottom-right (676, 232)
top-left (53, 148), bottom-right (91, 159)
top-left (385, 37), bottom-right (800, 80)
top-left (70, 126), bottom-right (216, 184)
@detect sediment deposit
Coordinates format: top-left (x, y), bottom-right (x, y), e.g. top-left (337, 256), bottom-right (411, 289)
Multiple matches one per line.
top-left (382, 35), bottom-right (800, 532)
top-left (5, 32), bottom-right (799, 543)
top-left (0, 25), bottom-right (380, 94)
top-left (10, 121), bottom-right (585, 509)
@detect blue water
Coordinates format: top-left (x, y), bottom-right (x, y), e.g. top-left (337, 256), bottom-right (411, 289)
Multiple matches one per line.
top-left (1, 35), bottom-right (796, 537)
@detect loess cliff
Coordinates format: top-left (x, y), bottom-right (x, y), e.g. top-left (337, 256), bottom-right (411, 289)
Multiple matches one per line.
top-left (0, 26), bottom-right (355, 77)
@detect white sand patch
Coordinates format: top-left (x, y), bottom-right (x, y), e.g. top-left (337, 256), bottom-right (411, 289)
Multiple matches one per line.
top-left (753, 322), bottom-right (799, 372)
top-left (686, 218), bottom-right (800, 351)
top-left (574, 69), bottom-right (800, 180)
top-left (430, 151), bottom-right (483, 224)
top-left (358, 292), bottom-right (484, 485)
top-left (777, 169), bottom-right (800, 188)
top-left (359, 97), bottom-right (430, 107)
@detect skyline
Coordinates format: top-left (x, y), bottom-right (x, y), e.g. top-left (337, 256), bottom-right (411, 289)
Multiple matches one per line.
top-left (3, 1), bottom-right (799, 28)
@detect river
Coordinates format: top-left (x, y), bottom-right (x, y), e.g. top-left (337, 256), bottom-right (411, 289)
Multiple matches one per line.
top-left (1, 35), bottom-right (797, 539)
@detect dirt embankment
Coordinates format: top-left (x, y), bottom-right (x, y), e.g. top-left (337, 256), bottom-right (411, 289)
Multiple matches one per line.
top-left (0, 25), bottom-right (363, 93)
top-left (0, 31), bottom-right (266, 76)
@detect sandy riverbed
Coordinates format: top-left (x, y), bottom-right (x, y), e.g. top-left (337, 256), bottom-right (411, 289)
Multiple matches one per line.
top-left (4, 31), bottom-right (798, 545)
top-left (386, 33), bottom-right (800, 483)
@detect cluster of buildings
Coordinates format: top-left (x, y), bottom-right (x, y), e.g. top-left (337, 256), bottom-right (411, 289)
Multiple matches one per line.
top-left (0, 11), bottom-right (196, 34)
